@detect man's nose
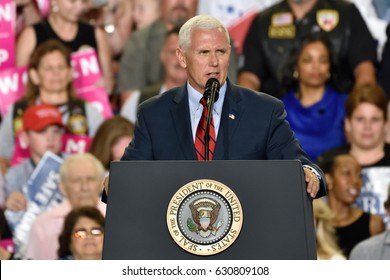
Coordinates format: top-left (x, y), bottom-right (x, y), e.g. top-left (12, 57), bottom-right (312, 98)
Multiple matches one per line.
top-left (363, 119), bottom-right (372, 129)
top-left (79, 178), bottom-right (93, 190)
top-left (209, 52), bottom-right (218, 66)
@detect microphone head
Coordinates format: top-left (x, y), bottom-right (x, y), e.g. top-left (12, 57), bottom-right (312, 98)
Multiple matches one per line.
top-left (204, 78), bottom-right (220, 102)
top-left (205, 78), bottom-right (220, 90)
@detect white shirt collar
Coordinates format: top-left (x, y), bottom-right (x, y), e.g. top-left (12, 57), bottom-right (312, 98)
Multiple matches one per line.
top-left (187, 80), bottom-right (227, 116)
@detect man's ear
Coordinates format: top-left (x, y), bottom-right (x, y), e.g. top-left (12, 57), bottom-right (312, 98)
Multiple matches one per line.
top-left (176, 48), bottom-right (187, 69)
top-left (29, 69), bottom-right (40, 85)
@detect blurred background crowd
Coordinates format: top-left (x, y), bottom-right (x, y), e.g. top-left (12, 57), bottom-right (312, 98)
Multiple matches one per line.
top-left (0, 0), bottom-right (390, 260)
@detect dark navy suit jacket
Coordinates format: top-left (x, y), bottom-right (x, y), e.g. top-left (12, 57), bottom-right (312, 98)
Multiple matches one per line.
top-left (121, 81), bottom-right (326, 197)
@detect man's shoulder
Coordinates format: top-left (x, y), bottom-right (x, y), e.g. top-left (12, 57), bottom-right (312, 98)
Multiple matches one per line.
top-left (5, 159), bottom-right (33, 178)
top-left (259, 1), bottom-right (288, 17)
top-left (130, 19), bottom-right (165, 43)
top-left (319, 0), bottom-right (355, 15)
top-left (361, 231), bottom-right (388, 246)
top-left (350, 230), bottom-right (388, 257)
top-left (255, 1), bottom-right (288, 23)
top-left (139, 86), bottom-right (182, 110)
top-left (323, 0), bottom-right (353, 9)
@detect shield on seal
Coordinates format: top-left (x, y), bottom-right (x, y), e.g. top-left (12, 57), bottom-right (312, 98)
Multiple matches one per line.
top-left (200, 217), bottom-right (210, 231)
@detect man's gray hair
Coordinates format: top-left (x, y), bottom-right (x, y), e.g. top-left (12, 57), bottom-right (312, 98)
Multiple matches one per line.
top-left (59, 153), bottom-right (105, 182)
top-left (179, 15), bottom-right (230, 51)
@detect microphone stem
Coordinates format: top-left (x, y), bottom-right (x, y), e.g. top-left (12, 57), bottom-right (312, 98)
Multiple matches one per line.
top-left (204, 87), bottom-right (217, 161)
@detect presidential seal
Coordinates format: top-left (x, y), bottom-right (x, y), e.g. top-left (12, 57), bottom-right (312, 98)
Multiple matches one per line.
top-left (166, 179), bottom-right (243, 256)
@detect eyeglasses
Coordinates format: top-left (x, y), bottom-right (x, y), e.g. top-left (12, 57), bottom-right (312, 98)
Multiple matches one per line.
top-left (73, 228), bottom-right (104, 239)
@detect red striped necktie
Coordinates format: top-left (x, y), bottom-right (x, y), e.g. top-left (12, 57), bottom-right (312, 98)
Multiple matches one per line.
top-left (194, 98), bottom-right (216, 160)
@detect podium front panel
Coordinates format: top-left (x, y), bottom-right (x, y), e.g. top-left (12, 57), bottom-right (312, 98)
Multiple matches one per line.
top-left (103, 160), bottom-right (316, 259)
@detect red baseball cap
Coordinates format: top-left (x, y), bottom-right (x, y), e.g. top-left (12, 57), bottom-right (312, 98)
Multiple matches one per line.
top-left (23, 104), bottom-right (64, 131)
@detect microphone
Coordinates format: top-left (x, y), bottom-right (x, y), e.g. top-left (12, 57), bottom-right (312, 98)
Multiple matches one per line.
top-left (204, 78), bottom-right (220, 105)
top-left (203, 78), bottom-right (220, 160)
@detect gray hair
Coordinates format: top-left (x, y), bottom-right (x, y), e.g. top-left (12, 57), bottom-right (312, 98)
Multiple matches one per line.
top-left (179, 15), bottom-right (230, 51)
top-left (59, 153), bottom-right (105, 182)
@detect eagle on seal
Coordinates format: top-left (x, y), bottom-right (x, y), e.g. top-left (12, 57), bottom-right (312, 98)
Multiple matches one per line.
top-left (188, 197), bottom-right (222, 237)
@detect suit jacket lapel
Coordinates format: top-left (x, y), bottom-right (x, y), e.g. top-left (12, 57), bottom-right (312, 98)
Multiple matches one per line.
top-left (214, 82), bottom-right (244, 160)
top-left (171, 85), bottom-right (197, 160)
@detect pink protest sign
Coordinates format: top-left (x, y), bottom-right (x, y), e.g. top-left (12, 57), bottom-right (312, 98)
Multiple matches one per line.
top-left (0, 0), bottom-right (16, 69)
top-left (71, 49), bottom-right (113, 119)
top-left (0, 66), bottom-right (28, 117)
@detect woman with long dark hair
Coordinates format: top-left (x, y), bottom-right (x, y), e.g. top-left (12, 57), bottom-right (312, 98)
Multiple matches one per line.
top-left (282, 32), bottom-right (347, 161)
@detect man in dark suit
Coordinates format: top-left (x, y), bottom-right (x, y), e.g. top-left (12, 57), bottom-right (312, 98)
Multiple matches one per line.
top-left (106, 14), bottom-right (326, 199)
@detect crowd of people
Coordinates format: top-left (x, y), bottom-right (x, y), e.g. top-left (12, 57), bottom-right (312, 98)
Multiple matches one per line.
top-left (1, 0), bottom-right (390, 260)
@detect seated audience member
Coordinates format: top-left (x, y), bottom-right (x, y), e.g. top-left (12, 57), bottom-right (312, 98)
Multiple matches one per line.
top-left (15, 0), bottom-right (113, 93)
top-left (3, 105), bottom-right (65, 259)
top-left (120, 28), bottom-right (188, 123)
top-left (313, 199), bottom-right (345, 260)
top-left (0, 209), bottom-right (13, 260)
top-left (0, 40), bottom-right (104, 175)
top-left (133, 0), bottom-right (161, 30)
top-left (58, 206), bottom-right (105, 260)
top-left (319, 153), bottom-right (385, 257)
top-left (25, 153), bottom-right (106, 260)
top-left (89, 116), bottom-right (134, 171)
top-left (238, 0), bottom-right (377, 98)
top-left (4, 104), bottom-right (64, 214)
top-left (349, 187), bottom-right (390, 259)
top-left (282, 32), bottom-right (347, 161)
top-left (317, 83), bottom-right (390, 227)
